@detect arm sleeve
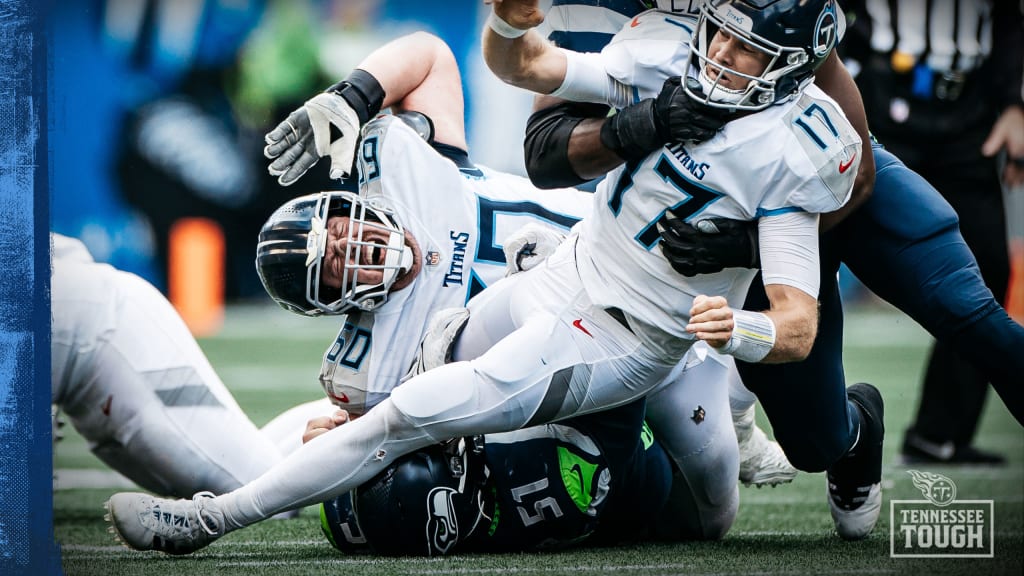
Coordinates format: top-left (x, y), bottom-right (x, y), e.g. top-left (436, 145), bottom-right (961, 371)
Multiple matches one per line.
top-left (549, 49), bottom-right (633, 108)
top-left (523, 100), bottom-right (610, 188)
top-left (758, 211), bottom-right (821, 299)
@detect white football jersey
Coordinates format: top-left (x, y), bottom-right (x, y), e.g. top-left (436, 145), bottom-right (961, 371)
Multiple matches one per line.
top-left (319, 116), bottom-right (593, 413)
top-left (570, 11), bottom-right (860, 338)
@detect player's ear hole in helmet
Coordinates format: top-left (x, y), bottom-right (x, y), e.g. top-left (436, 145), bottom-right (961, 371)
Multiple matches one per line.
top-left (340, 436), bottom-right (490, 556)
top-left (255, 191), bottom-right (412, 316)
top-left (685, 0), bottom-right (840, 110)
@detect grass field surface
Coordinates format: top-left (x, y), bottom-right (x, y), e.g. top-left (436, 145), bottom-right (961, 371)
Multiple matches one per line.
top-left (53, 303), bottom-right (1023, 576)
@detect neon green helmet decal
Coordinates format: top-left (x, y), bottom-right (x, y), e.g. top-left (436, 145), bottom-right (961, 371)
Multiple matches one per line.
top-left (319, 503), bottom-right (339, 549)
top-left (558, 447), bottom-right (599, 513)
top-left (488, 485), bottom-right (501, 537)
top-left (640, 420), bottom-right (655, 450)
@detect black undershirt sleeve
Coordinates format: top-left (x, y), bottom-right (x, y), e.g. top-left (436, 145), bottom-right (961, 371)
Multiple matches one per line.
top-left (523, 101), bottom-right (610, 189)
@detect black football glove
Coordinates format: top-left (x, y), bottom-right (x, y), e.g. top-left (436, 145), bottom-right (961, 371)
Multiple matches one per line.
top-left (601, 76), bottom-right (729, 161)
top-left (658, 217), bottom-right (760, 276)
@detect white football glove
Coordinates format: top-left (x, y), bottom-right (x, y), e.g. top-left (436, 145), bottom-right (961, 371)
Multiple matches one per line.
top-left (402, 307), bottom-right (470, 382)
top-left (264, 92), bottom-right (361, 186)
top-left (502, 222), bottom-right (566, 276)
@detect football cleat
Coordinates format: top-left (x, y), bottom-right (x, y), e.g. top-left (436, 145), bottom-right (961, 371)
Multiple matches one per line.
top-left (827, 481), bottom-right (882, 541)
top-left (738, 425), bottom-right (798, 487)
top-left (827, 382), bottom-right (885, 541)
top-left (734, 405), bottom-right (797, 487)
top-left (105, 491), bottom-right (224, 555)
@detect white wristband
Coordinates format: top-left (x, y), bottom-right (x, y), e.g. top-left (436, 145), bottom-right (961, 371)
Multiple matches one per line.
top-left (488, 13), bottom-right (529, 39)
top-left (716, 310), bottom-right (776, 363)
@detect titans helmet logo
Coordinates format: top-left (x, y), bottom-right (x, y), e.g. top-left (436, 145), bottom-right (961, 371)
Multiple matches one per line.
top-left (813, 1), bottom-right (839, 58)
top-left (907, 469), bottom-right (958, 507)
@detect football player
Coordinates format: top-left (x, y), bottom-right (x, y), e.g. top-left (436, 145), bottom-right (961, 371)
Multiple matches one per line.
top-left (51, 233), bottom-right (304, 497)
top-left (104, 1), bottom-right (852, 553)
top-left (494, 0), bottom-right (1024, 541)
top-left (257, 28), bottom-right (744, 542)
top-left (316, 400), bottom-right (673, 555)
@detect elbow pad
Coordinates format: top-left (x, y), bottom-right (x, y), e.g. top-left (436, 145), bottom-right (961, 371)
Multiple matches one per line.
top-left (524, 101), bottom-right (609, 189)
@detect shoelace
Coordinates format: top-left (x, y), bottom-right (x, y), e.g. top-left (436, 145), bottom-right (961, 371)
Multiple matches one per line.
top-left (192, 492), bottom-right (221, 536)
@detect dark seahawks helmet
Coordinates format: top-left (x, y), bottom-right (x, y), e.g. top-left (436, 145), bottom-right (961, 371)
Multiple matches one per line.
top-left (346, 437), bottom-right (489, 556)
top-left (685, 0), bottom-right (840, 110)
top-left (319, 491), bottom-right (370, 554)
top-left (255, 191), bottom-right (412, 316)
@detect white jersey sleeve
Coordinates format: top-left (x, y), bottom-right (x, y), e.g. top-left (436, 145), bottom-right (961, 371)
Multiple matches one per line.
top-left (598, 10), bottom-right (696, 99)
top-left (779, 89), bottom-right (861, 212)
top-left (553, 10), bottom-right (697, 107)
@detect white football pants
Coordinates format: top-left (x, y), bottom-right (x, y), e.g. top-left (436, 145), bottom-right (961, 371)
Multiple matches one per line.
top-left (51, 234), bottom-right (284, 497)
top-left (645, 351), bottom-right (739, 540)
top-left (214, 236), bottom-right (734, 532)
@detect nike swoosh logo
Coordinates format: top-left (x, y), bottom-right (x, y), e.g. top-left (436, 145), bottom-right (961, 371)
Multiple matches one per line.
top-left (328, 390), bottom-right (350, 404)
top-left (101, 395), bottom-right (112, 416)
top-left (630, 16), bottom-right (641, 27)
top-left (838, 153), bottom-right (857, 174)
top-left (569, 463), bottom-right (586, 495)
top-left (572, 318), bottom-right (593, 337)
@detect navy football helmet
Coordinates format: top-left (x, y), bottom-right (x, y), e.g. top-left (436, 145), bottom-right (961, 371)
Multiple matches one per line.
top-left (685, 0), bottom-right (840, 110)
top-left (319, 491), bottom-right (370, 554)
top-left (255, 191), bottom-right (412, 316)
top-left (346, 437), bottom-right (489, 556)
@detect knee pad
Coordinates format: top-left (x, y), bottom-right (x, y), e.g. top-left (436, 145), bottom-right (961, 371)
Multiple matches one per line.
top-left (390, 362), bottom-right (480, 424)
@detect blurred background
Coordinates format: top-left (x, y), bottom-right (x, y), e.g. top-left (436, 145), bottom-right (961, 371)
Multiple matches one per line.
top-left (47, 0), bottom-right (538, 324)
top-left (47, 0), bottom-right (1023, 335)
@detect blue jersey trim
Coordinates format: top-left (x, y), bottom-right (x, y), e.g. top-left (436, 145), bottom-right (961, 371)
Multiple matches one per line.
top-left (663, 17), bottom-right (694, 34)
top-left (548, 30), bottom-right (616, 51)
top-left (755, 206), bottom-right (806, 217)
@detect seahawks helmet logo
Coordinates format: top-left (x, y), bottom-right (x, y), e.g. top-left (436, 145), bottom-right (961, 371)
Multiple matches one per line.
top-left (813, 1), bottom-right (839, 58)
top-left (425, 487), bottom-right (460, 555)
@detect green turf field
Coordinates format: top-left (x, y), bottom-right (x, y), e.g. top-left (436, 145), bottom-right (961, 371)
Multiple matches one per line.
top-left (53, 303), bottom-right (1024, 576)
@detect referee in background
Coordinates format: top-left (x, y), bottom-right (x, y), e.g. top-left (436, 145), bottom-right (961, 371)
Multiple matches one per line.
top-left (839, 0), bottom-right (1024, 465)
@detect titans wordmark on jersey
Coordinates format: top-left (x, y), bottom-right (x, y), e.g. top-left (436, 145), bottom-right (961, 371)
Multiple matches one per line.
top-left (319, 116), bottom-right (593, 414)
